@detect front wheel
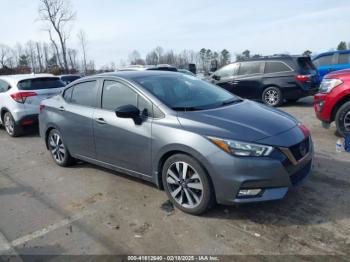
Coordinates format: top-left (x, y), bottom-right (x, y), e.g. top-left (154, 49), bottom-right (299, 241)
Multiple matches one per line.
top-left (162, 154), bottom-right (214, 215)
top-left (47, 129), bottom-right (75, 167)
top-left (335, 101), bottom-right (350, 137)
top-left (262, 87), bottom-right (283, 107)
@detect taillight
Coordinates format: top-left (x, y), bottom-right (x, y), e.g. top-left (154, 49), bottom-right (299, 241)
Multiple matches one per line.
top-left (295, 75), bottom-right (311, 83)
top-left (10, 92), bottom-right (37, 103)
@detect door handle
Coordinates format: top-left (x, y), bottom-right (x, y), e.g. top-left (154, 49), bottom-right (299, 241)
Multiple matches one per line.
top-left (58, 106), bottom-right (65, 112)
top-left (95, 118), bottom-right (107, 125)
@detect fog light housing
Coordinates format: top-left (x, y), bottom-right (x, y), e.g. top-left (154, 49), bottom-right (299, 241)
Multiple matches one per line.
top-left (316, 101), bottom-right (325, 112)
top-left (237, 189), bottom-right (262, 198)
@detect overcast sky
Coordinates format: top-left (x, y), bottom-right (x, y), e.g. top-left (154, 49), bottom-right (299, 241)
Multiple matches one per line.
top-left (1, 0), bottom-right (349, 67)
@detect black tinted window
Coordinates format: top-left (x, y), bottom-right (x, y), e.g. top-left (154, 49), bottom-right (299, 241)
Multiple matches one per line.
top-left (338, 53), bottom-right (350, 64)
top-left (18, 77), bottom-right (65, 90)
top-left (238, 62), bottom-right (264, 75)
top-left (313, 55), bottom-right (333, 67)
top-left (214, 64), bottom-right (239, 78)
top-left (61, 76), bottom-right (81, 85)
top-left (265, 62), bottom-right (291, 73)
top-left (71, 81), bottom-right (98, 107)
top-left (102, 81), bottom-right (137, 110)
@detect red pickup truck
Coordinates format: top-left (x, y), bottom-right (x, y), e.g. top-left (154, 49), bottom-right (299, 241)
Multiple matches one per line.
top-left (314, 69), bottom-right (350, 136)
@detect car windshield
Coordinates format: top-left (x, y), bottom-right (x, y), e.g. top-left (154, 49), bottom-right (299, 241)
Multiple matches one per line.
top-left (132, 74), bottom-right (240, 111)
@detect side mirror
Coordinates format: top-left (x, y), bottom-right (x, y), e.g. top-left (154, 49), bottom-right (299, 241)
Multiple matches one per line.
top-left (115, 105), bottom-right (140, 119)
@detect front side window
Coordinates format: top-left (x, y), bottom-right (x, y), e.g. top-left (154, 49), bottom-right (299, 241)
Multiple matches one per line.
top-left (102, 80), bottom-right (153, 116)
top-left (214, 63), bottom-right (239, 78)
top-left (238, 62), bottom-right (264, 75)
top-left (70, 81), bottom-right (98, 107)
top-left (265, 61), bottom-right (292, 73)
top-left (132, 74), bottom-right (238, 111)
top-left (313, 55), bottom-right (333, 67)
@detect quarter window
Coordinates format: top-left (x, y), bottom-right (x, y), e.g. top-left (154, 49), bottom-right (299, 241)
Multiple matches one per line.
top-left (0, 80), bottom-right (10, 93)
top-left (238, 62), bottom-right (264, 75)
top-left (265, 61), bottom-right (292, 73)
top-left (70, 81), bottom-right (98, 107)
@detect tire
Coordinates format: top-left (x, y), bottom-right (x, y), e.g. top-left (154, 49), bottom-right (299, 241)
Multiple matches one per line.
top-left (262, 87), bottom-right (283, 107)
top-left (3, 112), bottom-right (22, 137)
top-left (162, 154), bottom-right (214, 215)
top-left (47, 129), bottom-right (75, 167)
top-left (335, 101), bottom-right (350, 137)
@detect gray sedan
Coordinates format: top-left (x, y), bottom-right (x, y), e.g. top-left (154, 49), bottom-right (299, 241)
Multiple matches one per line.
top-left (39, 71), bottom-right (313, 215)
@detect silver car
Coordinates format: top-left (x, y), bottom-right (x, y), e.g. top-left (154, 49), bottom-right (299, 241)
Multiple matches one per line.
top-left (39, 71), bottom-right (313, 215)
top-left (0, 74), bottom-right (65, 137)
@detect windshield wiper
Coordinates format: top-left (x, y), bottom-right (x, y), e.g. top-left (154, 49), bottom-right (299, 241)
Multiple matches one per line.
top-left (221, 98), bottom-right (243, 106)
top-left (172, 106), bottom-right (203, 112)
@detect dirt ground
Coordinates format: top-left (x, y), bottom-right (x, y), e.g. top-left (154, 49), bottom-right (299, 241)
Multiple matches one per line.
top-left (0, 97), bottom-right (349, 257)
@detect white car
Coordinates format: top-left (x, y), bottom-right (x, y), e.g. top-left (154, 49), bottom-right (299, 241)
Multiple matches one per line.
top-left (0, 74), bottom-right (65, 137)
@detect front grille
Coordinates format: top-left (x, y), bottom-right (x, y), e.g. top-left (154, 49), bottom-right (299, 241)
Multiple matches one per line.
top-left (289, 138), bottom-right (310, 161)
top-left (290, 160), bottom-right (312, 186)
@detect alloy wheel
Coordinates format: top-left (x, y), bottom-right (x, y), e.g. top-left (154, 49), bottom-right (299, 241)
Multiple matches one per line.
top-left (4, 114), bottom-right (14, 136)
top-left (344, 110), bottom-right (350, 131)
top-left (48, 132), bottom-right (66, 164)
top-left (264, 89), bottom-right (279, 106)
top-left (166, 161), bottom-right (203, 209)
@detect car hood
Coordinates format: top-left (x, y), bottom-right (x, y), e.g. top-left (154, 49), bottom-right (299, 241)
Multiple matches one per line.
top-left (177, 100), bottom-right (298, 143)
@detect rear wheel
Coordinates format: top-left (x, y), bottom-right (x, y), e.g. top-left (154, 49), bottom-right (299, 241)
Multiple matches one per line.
top-left (262, 87), bottom-right (283, 107)
top-left (47, 129), bottom-right (75, 167)
top-left (335, 101), bottom-right (350, 137)
top-left (3, 112), bottom-right (21, 137)
top-left (162, 154), bottom-right (214, 215)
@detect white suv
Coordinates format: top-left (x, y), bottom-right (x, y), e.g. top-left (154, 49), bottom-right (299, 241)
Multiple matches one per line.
top-left (0, 74), bottom-right (65, 137)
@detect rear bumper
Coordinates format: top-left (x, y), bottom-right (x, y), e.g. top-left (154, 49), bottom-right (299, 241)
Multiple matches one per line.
top-left (15, 114), bottom-right (38, 126)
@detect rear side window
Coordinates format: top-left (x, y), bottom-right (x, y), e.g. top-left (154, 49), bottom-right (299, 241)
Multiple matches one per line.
top-left (313, 55), bottom-right (333, 67)
top-left (18, 77), bottom-right (65, 90)
top-left (265, 61), bottom-right (292, 73)
top-left (238, 62), bottom-right (264, 75)
top-left (70, 81), bottom-right (98, 107)
top-left (338, 53), bottom-right (350, 64)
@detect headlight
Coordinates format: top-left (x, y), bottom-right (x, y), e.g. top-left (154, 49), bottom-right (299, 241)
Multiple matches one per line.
top-left (319, 78), bottom-right (343, 93)
top-left (207, 136), bottom-right (273, 157)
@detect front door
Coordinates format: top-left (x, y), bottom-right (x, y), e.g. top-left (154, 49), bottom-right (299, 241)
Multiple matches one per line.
top-left (93, 79), bottom-right (152, 176)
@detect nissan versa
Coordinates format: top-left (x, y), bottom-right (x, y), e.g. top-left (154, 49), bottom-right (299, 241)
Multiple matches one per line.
top-left (39, 71), bottom-right (313, 215)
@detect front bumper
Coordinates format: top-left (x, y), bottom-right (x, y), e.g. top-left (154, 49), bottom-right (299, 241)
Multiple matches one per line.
top-left (206, 137), bottom-right (314, 205)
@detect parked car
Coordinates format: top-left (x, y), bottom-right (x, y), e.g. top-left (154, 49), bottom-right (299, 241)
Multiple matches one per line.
top-left (314, 69), bottom-right (350, 136)
top-left (39, 71), bottom-right (313, 215)
top-left (58, 74), bottom-right (82, 85)
top-left (208, 55), bottom-right (320, 106)
top-left (0, 74), bottom-right (65, 137)
top-left (312, 50), bottom-right (350, 80)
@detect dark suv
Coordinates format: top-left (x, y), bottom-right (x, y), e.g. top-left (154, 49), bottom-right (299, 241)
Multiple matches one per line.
top-left (208, 55), bottom-right (320, 106)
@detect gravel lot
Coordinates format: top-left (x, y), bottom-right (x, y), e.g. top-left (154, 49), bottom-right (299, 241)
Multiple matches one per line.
top-left (0, 97), bottom-right (349, 257)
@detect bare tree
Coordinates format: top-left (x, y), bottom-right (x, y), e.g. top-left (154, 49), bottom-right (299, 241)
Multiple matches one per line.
top-left (36, 42), bottom-right (44, 72)
top-left (77, 30), bottom-right (88, 74)
top-left (67, 48), bottom-right (78, 71)
top-left (38, 0), bottom-right (76, 73)
top-left (48, 29), bottom-right (63, 68)
top-left (0, 45), bottom-right (12, 68)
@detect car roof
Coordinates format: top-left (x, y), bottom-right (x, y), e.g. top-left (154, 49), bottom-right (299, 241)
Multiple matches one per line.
top-left (237, 55), bottom-right (305, 62)
top-left (97, 70), bottom-right (181, 81)
top-left (313, 50), bottom-right (350, 58)
top-left (0, 73), bottom-right (57, 86)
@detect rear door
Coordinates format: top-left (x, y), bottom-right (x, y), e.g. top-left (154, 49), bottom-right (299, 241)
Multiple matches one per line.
top-left (58, 80), bottom-right (98, 158)
top-left (17, 77), bottom-right (65, 112)
top-left (233, 61), bottom-right (265, 99)
top-left (93, 79), bottom-right (153, 176)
